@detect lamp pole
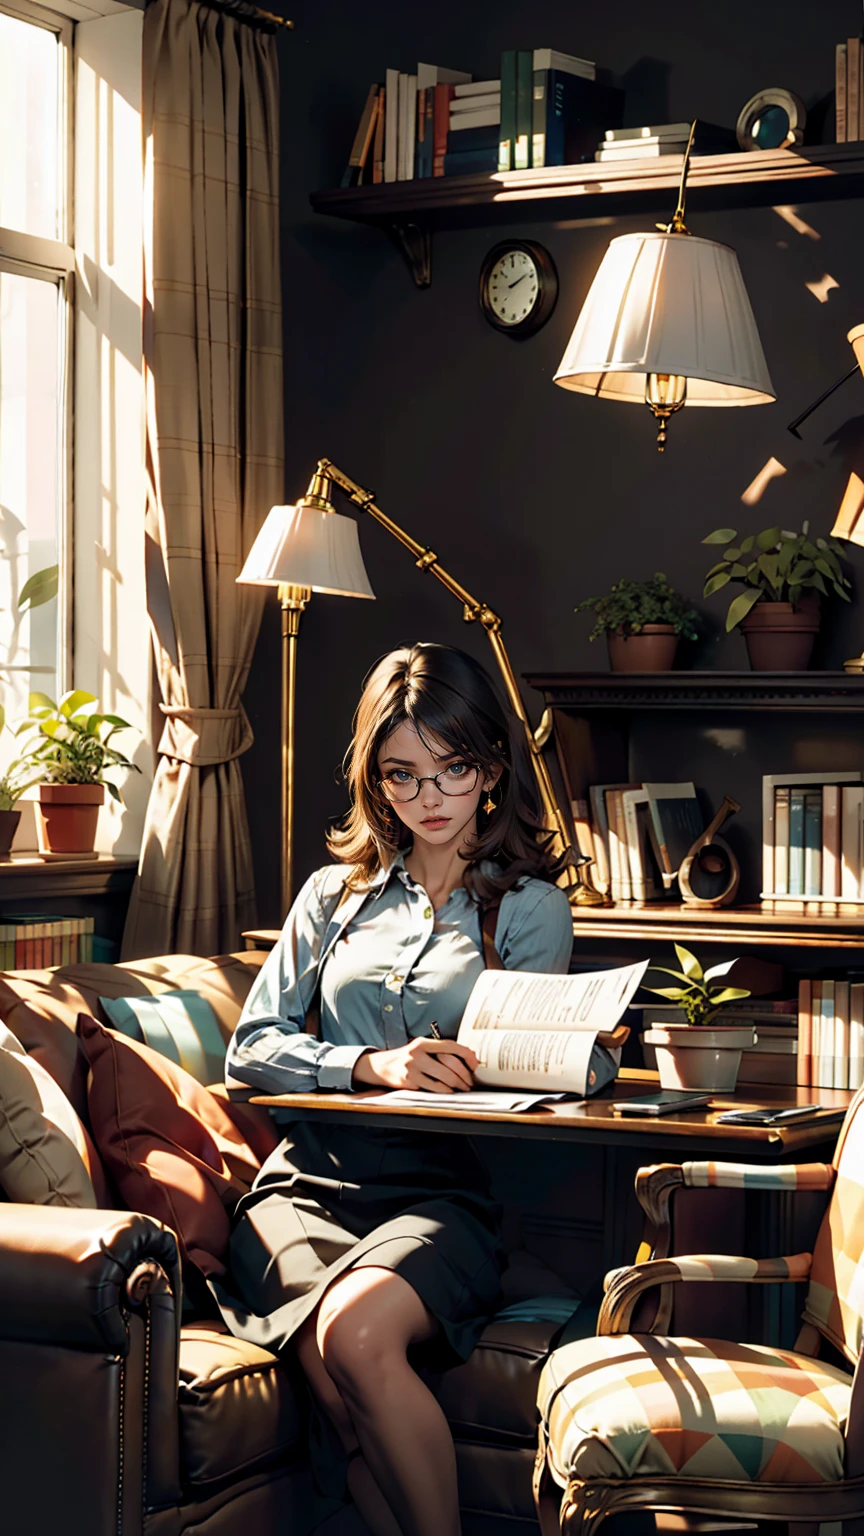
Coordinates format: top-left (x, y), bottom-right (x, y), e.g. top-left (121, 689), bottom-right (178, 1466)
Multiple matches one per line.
top-left (278, 582), bottom-right (310, 916)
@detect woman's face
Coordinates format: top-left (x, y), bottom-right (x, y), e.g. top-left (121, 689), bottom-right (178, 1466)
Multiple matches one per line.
top-left (376, 720), bottom-right (500, 853)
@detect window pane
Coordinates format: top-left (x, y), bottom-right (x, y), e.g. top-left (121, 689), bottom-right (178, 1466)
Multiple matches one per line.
top-left (0, 269), bottom-right (60, 739)
top-left (0, 13), bottom-right (61, 240)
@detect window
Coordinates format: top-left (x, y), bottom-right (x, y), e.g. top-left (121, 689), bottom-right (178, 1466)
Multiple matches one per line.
top-left (0, 1), bottom-right (72, 737)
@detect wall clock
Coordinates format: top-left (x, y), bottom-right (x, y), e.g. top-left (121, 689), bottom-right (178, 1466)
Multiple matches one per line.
top-left (479, 241), bottom-right (558, 337)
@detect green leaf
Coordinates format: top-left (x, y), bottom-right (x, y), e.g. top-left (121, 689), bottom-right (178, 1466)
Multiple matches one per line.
top-left (809, 571), bottom-right (828, 596)
top-left (723, 547), bottom-right (741, 562)
top-left (757, 552), bottom-right (780, 588)
top-left (642, 985), bottom-right (691, 1001)
top-left (106, 782), bottom-right (123, 803)
top-left (703, 959), bottom-right (740, 982)
top-left (58, 690), bottom-right (97, 719)
top-left (739, 535), bottom-right (755, 554)
top-left (28, 691), bottom-right (55, 713)
top-left (708, 987), bottom-right (753, 1005)
top-left (673, 943), bottom-right (703, 981)
top-left (704, 561), bottom-right (730, 579)
top-left (704, 572), bottom-right (731, 597)
top-left (17, 565), bottom-right (59, 613)
top-left (726, 589), bottom-right (763, 630)
top-left (756, 526), bottom-right (781, 550)
top-left (646, 966), bottom-right (696, 985)
top-left (728, 563), bottom-right (749, 578)
top-left (814, 558), bottom-right (834, 579)
top-left (702, 529), bottom-right (738, 545)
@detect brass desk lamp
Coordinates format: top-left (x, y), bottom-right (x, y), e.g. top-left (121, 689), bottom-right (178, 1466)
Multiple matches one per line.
top-left (238, 459), bottom-right (606, 915)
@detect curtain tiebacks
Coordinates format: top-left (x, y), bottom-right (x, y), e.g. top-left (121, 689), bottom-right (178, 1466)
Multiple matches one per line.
top-left (158, 705), bottom-right (254, 766)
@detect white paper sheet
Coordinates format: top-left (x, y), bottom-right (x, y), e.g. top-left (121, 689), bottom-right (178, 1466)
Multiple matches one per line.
top-left (360, 1089), bottom-right (572, 1113)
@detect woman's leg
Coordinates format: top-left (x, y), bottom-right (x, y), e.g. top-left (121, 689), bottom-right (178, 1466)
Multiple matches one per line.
top-left (298, 1265), bottom-right (462, 1536)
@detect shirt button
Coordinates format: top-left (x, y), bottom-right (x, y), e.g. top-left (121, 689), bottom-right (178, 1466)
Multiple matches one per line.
top-left (383, 1004), bottom-right (393, 1013)
top-left (423, 906), bottom-right (433, 919)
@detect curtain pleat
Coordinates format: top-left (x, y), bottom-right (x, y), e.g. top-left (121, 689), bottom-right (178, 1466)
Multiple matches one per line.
top-left (123, 0), bottom-right (283, 959)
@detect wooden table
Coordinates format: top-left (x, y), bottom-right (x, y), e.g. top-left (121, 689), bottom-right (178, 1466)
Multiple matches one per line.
top-left (251, 1071), bottom-right (850, 1348)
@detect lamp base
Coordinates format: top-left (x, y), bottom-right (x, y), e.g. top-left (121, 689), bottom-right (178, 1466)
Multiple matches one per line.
top-left (843, 653), bottom-right (864, 673)
top-left (568, 881), bottom-right (613, 908)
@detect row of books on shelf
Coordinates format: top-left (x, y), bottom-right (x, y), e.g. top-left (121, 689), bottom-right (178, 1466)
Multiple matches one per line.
top-left (835, 34), bottom-right (864, 143)
top-left (0, 915), bottom-right (95, 970)
top-left (762, 771), bottom-right (864, 905)
top-left (797, 978), bottom-right (864, 1090)
top-left (575, 781), bottom-right (703, 903)
top-left (341, 47), bottom-right (624, 187)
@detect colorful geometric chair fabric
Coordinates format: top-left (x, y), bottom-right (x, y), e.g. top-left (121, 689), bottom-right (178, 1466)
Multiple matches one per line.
top-left (534, 1086), bottom-right (864, 1535)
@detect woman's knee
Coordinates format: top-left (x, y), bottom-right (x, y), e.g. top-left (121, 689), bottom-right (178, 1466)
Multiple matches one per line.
top-left (316, 1268), bottom-right (431, 1400)
top-left (295, 1314), bottom-right (357, 1450)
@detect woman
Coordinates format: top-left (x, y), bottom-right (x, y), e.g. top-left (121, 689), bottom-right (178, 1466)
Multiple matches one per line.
top-left (222, 643), bottom-right (604, 1536)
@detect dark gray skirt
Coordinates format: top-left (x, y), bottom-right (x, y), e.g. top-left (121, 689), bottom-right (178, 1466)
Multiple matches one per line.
top-left (211, 1118), bottom-right (505, 1369)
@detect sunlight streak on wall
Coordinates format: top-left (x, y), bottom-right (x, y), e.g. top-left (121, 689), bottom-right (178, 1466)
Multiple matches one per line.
top-left (740, 456), bottom-right (787, 506)
top-left (805, 273), bottom-right (840, 304)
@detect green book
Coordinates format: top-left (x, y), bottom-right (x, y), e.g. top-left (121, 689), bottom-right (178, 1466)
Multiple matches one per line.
top-left (789, 789), bottom-right (805, 896)
top-left (515, 50), bottom-right (533, 168)
top-left (498, 49), bottom-right (516, 171)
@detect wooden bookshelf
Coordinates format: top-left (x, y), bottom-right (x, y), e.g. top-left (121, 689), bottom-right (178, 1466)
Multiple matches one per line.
top-left (525, 671), bottom-right (864, 712)
top-left (310, 144), bottom-right (864, 285)
top-left (569, 900), bottom-right (864, 950)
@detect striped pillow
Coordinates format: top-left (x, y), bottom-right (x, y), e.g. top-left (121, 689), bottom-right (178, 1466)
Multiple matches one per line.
top-left (99, 991), bottom-right (227, 1086)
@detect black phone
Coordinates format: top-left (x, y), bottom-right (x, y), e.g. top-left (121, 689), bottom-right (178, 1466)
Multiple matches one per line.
top-left (613, 1090), bottom-right (712, 1117)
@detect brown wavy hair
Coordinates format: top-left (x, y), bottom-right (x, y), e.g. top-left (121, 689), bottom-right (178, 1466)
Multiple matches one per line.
top-left (327, 643), bottom-right (558, 902)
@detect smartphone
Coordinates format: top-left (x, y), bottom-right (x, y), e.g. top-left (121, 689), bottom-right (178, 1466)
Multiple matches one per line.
top-left (715, 1104), bottom-right (823, 1126)
top-left (613, 1090), bottom-right (711, 1117)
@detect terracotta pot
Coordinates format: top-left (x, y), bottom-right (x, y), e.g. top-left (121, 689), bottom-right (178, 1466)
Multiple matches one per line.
top-left (36, 783), bottom-right (105, 854)
top-left (643, 1022), bottom-right (757, 1092)
top-left (606, 624), bottom-right (679, 673)
top-left (739, 600), bottom-right (820, 671)
top-left (0, 808), bottom-right (20, 856)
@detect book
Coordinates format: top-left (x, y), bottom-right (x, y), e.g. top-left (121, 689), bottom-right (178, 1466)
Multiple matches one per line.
top-left (803, 789), bottom-right (823, 896)
top-left (372, 86), bottom-right (386, 184)
top-left (451, 92), bottom-right (500, 114)
top-left (515, 49), bottom-right (533, 169)
top-left (797, 978), bottom-right (812, 1086)
top-left (621, 789), bottom-right (660, 902)
top-left (788, 789), bottom-right (805, 896)
top-left (415, 86), bottom-right (433, 178)
top-left (533, 47), bottom-right (595, 79)
top-left (822, 784), bottom-right (841, 899)
top-left (453, 79), bottom-right (499, 98)
top-left (341, 83), bottom-right (380, 188)
top-left (841, 785), bottom-right (864, 898)
top-left (604, 785), bottom-right (640, 901)
top-left (384, 68), bottom-right (400, 183)
top-left (774, 786), bottom-right (790, 895)
top-left (433, 83), bottom-right (455, 176)
top-left (604, 121), bottom-right (731, 142)
top-left (453, 959), bottom-right (647, 1096)
top-left (849, 36), bottom-right (862, 142)
top-left (851, 982), bottom-right (864, 1089)
top-left (446, 124), bottom-right (500, 151)
top-left (643, 783), bottom-right (703, 891)
top-left (837, 40), bottom-right (848, 141)
top-left (811, 979), bottom-right (822, 1086)
top-left (449, 107), bottom-right (501, 130)
top-left (819, 979), bottom-right (835, 1088)
top-left (532, 71), bottom-right (624, 168)
top-left (587, 784), bottom-right (612, 898)
top-left (402, 74), bottom-right (417, 180)
top-left (443, 147), bottom-right (500, 176)
top-left (836, 980), bottom-right (850, 1090)
top-left (499, 48), bottom-right (517, 171)
top-left (762, 771), bottom-right (864, 901)
top-left (417, 62), bottom-right (471, 91)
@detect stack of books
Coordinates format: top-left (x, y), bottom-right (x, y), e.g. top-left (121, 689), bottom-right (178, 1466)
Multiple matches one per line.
top-left (0, 914), bottom-right (95, 969)
top-left (578, 781), bottom-right (703, 903)
top-left (636, 996), bottom-right (800, 1086)
top-left (798, 978), bottom-right (864, 1089)
top-left (595, 121), bottom-right (736, 162)
top-left (340, 46), bottom-right (624, 186)
top-left (835, 35), bottom-right (864, 143)
top-left (761, 771), bottom-right (864, 905)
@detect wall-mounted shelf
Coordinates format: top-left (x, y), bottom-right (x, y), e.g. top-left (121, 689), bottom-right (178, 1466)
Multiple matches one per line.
top-left (310, 143), bottom-right (864, 285)
top-left (569, 900), bottom-right (864, 950)
top-left (525, 671), bottom-right (864, 713)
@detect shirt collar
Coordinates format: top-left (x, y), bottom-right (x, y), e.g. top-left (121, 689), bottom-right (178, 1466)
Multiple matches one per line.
top-left (366, 852), bottom-right (504, 900)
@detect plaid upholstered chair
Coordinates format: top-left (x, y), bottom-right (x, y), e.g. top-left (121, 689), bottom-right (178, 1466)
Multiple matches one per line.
top-left (534, 1084), bottom-right (864, 1536)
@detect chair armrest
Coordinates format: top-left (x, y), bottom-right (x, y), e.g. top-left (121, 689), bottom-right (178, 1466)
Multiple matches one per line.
top-left (635, 1161), bottom-right (834, 1262)
top-left (599, 1251), bottom-right (813, 1336)
top-left (0, 1204), bottom-right (181, 1354)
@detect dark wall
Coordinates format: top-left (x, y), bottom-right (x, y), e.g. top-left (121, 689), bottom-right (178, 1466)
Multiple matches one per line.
top-left (243, 0), bottom-right (864, 925)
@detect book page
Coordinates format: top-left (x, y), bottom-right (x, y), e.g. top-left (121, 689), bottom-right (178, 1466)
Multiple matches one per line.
top-left (458, 959), bottom-right (648, 1037)
top-left (459, 1022), bottom-right (599, 1094)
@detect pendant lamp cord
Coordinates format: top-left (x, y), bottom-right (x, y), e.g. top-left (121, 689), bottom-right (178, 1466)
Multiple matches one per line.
top-left (661, 119), bottom-right (698, 235)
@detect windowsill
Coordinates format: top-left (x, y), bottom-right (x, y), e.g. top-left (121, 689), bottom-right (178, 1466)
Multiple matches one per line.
top-left (0, 852), bottom-right (137, 898)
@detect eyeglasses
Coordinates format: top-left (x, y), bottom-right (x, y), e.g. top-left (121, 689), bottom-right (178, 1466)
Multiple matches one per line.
top-left (378, 762), bottom-right (480, 804)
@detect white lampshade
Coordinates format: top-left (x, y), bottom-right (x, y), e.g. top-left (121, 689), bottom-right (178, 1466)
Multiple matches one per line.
top-left (238, 502), bottom-right (376, 599)
top-left (554, 231), bottom-right (775, 407)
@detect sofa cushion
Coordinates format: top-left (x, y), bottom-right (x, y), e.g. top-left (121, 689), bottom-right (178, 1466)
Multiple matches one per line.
top-left (428, 1317), bottom-right (566, 1448)
top-left (99, 990), bottom-right (227, 1085)
top-left (79, 1015), bottom-right (261, 1275)
top-left (0, 952), bottom-right (264, 1120)
top-left (178, 1321), bottom-right (305, 1486)
top-left (0, 1021), bottom-right (97, 1207)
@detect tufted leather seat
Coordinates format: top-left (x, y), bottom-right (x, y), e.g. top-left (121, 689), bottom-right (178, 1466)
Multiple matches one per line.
top-left (178, 1323), bottom-right (306, 1488)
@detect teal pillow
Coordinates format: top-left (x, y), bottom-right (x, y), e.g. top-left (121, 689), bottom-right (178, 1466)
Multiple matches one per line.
top-left (98, 991), bottom-right (227, 1086)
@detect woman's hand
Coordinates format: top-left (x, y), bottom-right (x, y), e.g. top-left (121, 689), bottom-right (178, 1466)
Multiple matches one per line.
top-left (352, 1037), bottom-right (478, 1093)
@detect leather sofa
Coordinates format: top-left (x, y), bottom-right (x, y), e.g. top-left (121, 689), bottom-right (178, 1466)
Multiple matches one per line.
top-left (0, 950), bottom-right (574, 1536)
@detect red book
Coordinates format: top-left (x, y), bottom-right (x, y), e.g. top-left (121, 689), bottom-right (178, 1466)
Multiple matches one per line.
top-left (797, 978), bottom-right (812, 1087)
top-left (432, 83), bottom-right (455, 176)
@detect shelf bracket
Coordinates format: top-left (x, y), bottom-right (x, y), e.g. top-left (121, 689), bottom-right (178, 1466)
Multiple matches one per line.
top-left (388, 219), bottom-right (431, 287)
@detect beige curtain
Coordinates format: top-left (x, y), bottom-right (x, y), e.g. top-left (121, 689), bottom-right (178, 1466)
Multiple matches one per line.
top-left (123, 0), bottom-right (283, 959)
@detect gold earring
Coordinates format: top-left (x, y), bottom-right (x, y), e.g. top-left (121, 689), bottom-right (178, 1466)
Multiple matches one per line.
top-left (484, 788), bottom-right (497, 815)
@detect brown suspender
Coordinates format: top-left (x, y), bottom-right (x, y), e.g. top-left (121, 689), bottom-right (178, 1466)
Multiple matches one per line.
top-left (479, 899), bottom-right (504, 970)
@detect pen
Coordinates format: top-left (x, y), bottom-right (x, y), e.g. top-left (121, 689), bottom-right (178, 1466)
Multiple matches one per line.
top-left (429, 1021), bottom-right (442, 1041)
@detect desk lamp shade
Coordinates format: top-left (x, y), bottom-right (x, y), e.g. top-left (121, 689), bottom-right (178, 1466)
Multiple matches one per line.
top-left (238, 501), bottom-right (375, 598)
top-left (554, 231), bottom-right (775, 449)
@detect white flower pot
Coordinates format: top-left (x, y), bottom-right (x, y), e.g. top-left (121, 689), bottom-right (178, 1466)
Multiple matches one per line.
top-left (643, 1022), bottom-right (758, 1092)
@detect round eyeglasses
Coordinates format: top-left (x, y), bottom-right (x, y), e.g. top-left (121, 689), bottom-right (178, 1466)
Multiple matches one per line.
top-left (378, 762), bottom-right (480, 803)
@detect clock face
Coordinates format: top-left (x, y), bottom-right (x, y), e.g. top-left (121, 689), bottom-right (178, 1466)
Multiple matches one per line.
top-left (479, 241), bottom-right (558, 336)
top-left (486, 248), bottom-right (540, 327)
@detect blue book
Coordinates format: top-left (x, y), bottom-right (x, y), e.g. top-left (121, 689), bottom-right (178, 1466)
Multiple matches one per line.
top-left (443, 146), bottom-right (500, 176)
top-left (532, 70), bottom-right (624, 167)
top-left (516, 49), bottom-right (533, 168)
top-left (499, 49), bottom-right (517, 170)
top-left (804, 789), bottom-right (823, 896)
top-left (789, 789), bottom-right (806, 896)
top-left (446, 124), bottom-right (501, 152)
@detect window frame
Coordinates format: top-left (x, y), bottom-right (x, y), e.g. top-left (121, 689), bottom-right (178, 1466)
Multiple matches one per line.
top-left (0, 0), bottom-right (75, 698)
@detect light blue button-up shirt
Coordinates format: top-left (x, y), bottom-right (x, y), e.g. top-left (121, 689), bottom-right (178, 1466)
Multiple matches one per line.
top-left (226, 855), bottom-right (575, 1096)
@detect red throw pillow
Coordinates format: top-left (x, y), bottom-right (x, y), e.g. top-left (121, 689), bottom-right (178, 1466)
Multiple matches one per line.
top-left (78, 1015), bottom-right (261, 1276)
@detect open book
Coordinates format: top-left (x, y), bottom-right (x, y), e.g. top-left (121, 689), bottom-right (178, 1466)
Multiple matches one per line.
top-left (454, 959), bottom-right (648, 1096)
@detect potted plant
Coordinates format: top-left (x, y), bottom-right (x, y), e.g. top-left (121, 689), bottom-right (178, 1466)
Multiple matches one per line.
top-left (575, 572), bottom-right (699, 672)
top-left (0, 709), bottom-right (43, 856)
top-left (641, 943), bottom-right (756, 1091)
top-left (15, 691), bottom-right (140, 854)
top-left (702, 522), bottom-right (852, 670)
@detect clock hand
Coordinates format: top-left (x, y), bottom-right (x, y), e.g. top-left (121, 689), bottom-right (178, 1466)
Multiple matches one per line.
top-left (508, 274), bottom-right (528, 289)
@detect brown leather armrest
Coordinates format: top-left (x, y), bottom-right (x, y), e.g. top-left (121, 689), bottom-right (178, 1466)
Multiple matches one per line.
top-left (0, 1204), bottom-right (181, 1353)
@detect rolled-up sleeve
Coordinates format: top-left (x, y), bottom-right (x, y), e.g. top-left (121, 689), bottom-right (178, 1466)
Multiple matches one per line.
top-left (225, 870), bottom-right (369, 1095)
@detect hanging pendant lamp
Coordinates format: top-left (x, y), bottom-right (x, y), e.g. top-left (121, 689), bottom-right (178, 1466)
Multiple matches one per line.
top-left (553, 123), bottom-right (775, 450)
